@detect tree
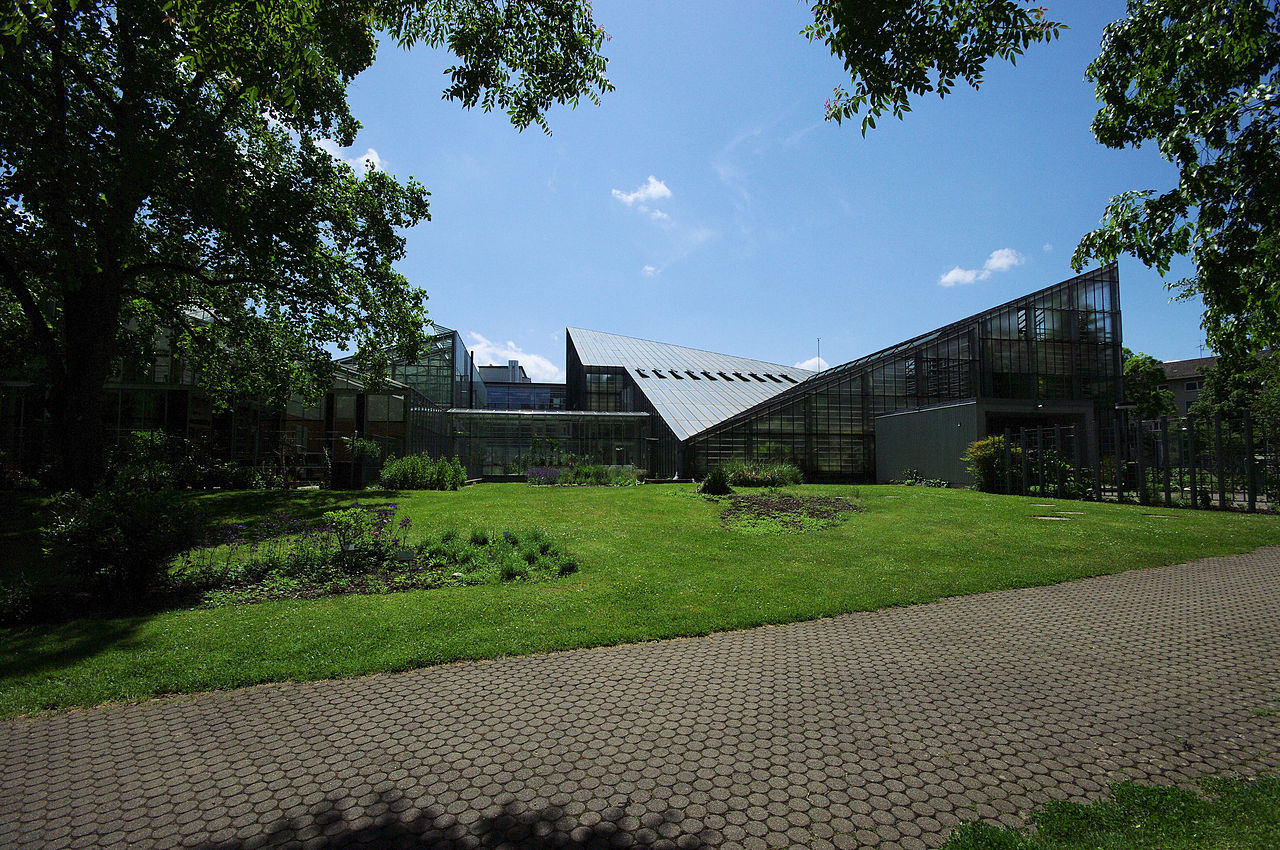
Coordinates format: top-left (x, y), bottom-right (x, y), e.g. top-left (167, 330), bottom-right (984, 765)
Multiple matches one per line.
top-left (1071, 0), bottom-right (1280, 362)
top-left (804, 1), bottom-right (1065, 133)
top-left (809, 0), bottom-right (1280, 362)
top-left (0, 0), bottom-right (610, 490)
top-left (1190, 351), bottom-right (1280, 427)
top-left (1121, 347), bottom-right (1175, 420)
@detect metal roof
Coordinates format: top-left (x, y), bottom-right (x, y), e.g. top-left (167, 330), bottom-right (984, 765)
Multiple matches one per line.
top-left (567, 328), bottom-right (813, 440)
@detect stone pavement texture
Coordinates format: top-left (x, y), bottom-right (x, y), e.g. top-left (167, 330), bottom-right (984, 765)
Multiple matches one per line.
top-left (3, 549), bottom-right (1280, 850)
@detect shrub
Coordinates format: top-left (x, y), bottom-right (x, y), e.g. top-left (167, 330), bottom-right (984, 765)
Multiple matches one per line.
top-left (379, 453), bottom-right (467, 490)
top-left (699, 466), bottom-right (733, 495)
top-left (720, 460), bottom-right (802, 487)
top-left (529, 464), bottom-right (644, 486)
top-left (899, 468), bottom-right (949, 488)
top-left (44, 485), bottom-right (207, 596)
top-left (962, 436), bottom-right (1022, 493)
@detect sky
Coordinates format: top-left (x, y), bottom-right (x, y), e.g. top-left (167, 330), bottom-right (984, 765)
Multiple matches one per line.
top-left (331, 1), bottom-right (1209, 382)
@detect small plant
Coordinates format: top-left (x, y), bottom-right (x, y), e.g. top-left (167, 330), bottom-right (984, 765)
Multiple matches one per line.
top-left (0, 576), bottom-right (34, 624)
top-left (899, 468), bottom-right (948, 487)
top-left (699, 466), bottom-right (733, 495)
top-left (341, 432), bottom-right (383, 461)
top-left (527, 467), bottom-right (561, 485)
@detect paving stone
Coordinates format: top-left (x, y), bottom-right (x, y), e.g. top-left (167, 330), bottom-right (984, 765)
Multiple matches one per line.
top-left (2, 547), bottom-right (1279, 849)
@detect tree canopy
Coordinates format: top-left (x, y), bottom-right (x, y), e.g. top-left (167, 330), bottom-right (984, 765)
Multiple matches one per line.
top-left (1071, 0), bottom-right (1280, 361)
top-left (804, 0), bottom-right (1064, 133)
top-left (1191, 351), bottom-right (1280, 427)
top-left (810, 0), bottom-right (1280, 361)
top-left (0, 0), bottom-right (610, 488)
top-left (1122, 347), bottom-right (1176, 420)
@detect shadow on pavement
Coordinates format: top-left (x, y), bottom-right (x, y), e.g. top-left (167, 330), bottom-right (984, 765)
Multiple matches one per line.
top-left (193, 786), bottom-right (711, 849)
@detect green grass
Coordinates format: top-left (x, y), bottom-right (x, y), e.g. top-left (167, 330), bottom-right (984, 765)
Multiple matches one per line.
top-left (1, 484), bottom-right (1277, 717)
top-left (942, 774), bottom-right (1280, 849)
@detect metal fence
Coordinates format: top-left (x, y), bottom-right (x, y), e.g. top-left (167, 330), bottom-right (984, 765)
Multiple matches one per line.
top-left (999, 415), bottom-right (1278, 511)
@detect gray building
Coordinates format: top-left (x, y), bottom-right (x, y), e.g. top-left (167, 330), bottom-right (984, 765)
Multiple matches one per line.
top-left (1160, 356), bottom-right (1214, 416)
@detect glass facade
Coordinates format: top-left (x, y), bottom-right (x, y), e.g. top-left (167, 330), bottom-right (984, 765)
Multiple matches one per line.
top-left (447, 410), bottom-right (651, 477)
top-left (342, 323), bottom-right (486, 410)
top-left (685, 267), bottom-right (1123, 480)
top-left (483, 382), bottom-right (567, 411)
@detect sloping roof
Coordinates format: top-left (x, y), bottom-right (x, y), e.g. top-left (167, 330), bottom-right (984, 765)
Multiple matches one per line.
top-left (567, 328), bottom-right (813, 440)
top-left (1162, 356), bottom-right (1216, 381)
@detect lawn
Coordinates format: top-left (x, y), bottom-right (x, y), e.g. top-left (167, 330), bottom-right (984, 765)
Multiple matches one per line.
top-left (1, 483), bottom-right (1278, 718)
top-left (942, 774), bottom-right (1280, 849)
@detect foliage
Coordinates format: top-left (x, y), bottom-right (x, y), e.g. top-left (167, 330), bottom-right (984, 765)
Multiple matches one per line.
top-left (561, 464), bottom-right (643, 486)
top-left (43, 484), bottom-right (206, 596)
top-left (1072, 0), bottom-right (1280, 359)
top-left (178, 507), bottom-right (578, 606)
top-left (898, 468), bottom-right (948, 487)
top-left (698, 465), bottom-right (733, 496)
top-left (962, 435), bottom-right (1021, 493)
top-left (719, 460), bottom-right (802, 488)
top-left (1122, 348), bottom-right (1176, 420)
top-left (1192, 351), bottom-right (1280, 432)
top-left (378, 453), bottom-right (466, 490)
top-left (941, 774), bottom-right (1280, 850)
top-left (107, 430), bottom-right (291, 491)
top-left (0, 449), bottom-right (37, 491)
top-left (804, 1), bottom-right (1064, 133)
top-left (526, 467), bottom-right (561, 485)
top-left (0, 0), bottom-right (611, 489)
top-left (526, 463), bottom-right (644, 486)
top-left (340, 433), bottom-right (383, 461)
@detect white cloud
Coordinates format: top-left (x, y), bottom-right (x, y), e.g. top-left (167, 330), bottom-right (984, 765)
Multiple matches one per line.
top-left (983, 248), bottom-right (1024, 273)
top-left (317, 138), bottom-right (384, 176)
top-left (649, 209), bottom-right (669, 221)
top-left (611, 175), bottom-right (671, 206)
top-left (794, 356), bottom-right (829, 371)
top-left (465, 332), bottom-right (564, 382)
top-left (641, 265), bottom-right (658, 277)
top-left (1043, 243), bottom-right (1054, 252)
top-left (938, 248), bottom-right (1026, 287)
top-left (939, 266), bottom-right (981, 287)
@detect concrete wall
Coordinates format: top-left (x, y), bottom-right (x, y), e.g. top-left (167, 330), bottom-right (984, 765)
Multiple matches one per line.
top-left (875, 401), bottom-right (979, 485)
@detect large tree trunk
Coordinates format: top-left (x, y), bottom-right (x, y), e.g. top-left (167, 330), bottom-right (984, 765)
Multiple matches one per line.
top-left (47, 274), bottom-right (122, 492)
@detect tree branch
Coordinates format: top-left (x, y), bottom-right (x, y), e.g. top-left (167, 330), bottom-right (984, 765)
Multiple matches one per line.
top-left (0, 246), bottom-right (61, 367)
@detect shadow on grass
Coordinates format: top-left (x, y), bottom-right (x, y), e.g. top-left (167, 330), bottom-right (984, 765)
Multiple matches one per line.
top-left (0, 491), bottom-right (53, 585)
top-left (189, 489), bottom-right (403, 531)
top-left (0, 614), bottom-right (146, 681)
top-left (194, 787), bottom-right (710, 849)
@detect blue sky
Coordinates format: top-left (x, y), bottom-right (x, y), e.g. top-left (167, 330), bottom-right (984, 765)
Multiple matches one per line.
top-left (333, 1), bottom-right (1208, 381)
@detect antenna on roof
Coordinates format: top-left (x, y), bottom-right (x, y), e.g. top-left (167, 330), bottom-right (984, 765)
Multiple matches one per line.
top-left (817, 338), bottom-right (821, 369)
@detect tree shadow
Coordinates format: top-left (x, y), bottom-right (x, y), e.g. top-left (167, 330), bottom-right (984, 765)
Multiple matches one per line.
top-left (190, 489), bottom-right (401, 531)
top-left (0, 613), bottom-right (145, 680)
top-left (193, 786), bottom-right (712, 850)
